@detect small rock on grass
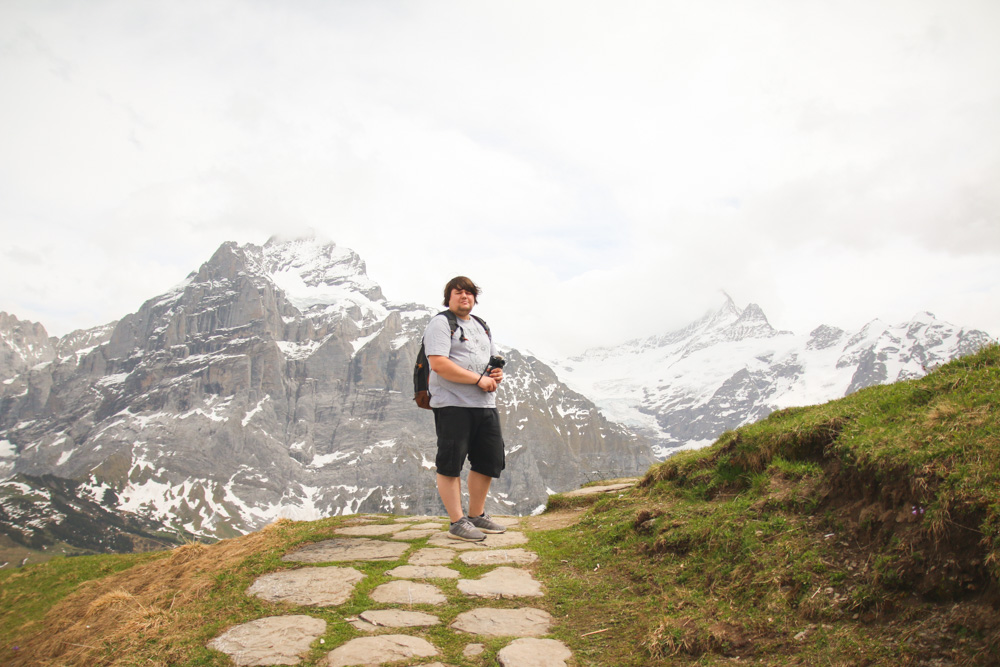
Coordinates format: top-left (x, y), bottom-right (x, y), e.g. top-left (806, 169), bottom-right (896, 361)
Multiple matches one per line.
top-left (463, 643), bottom-right (486, 657)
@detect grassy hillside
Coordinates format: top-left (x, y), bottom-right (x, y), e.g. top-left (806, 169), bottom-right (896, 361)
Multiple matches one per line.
top-left (1, 344), bottom-right (997, 665)
top-left (537, 342), bottom-right (1000, 664)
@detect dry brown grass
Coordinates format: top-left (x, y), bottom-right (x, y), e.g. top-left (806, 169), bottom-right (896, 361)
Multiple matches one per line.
top-left (9, 519), bottom-right (296, 667)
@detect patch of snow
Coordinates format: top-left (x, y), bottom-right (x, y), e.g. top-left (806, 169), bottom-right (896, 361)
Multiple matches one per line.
top-left (0, 440), bottom-right (15, 458)
top-left (362, 439), bottom-right (395, 455)
top-left (242, 397), bottom-right (268, 426)
top-left (352, 328), bottom-right (383, 354)
top-left (308, 450), bottom-right (354, 468)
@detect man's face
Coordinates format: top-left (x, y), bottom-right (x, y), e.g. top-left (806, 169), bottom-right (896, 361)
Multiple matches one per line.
top-left (448, 288), bottom-right (476, 316)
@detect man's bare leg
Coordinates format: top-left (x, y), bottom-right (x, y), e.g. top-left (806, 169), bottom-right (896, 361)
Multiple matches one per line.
top-left (466, 470), bottom-right (493, 518)
top-left (437, 473), bottom-right (465, 523)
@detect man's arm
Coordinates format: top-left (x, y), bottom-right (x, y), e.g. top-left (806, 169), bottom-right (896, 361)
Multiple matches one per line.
top-left (428, 355), bottom-right (498, 392)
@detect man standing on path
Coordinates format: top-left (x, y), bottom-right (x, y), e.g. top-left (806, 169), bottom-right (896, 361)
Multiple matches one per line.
top-left (423, 276), bottom-right (508, 541)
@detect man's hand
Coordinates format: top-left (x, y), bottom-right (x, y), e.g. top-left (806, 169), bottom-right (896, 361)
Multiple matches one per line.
top-left (428, 354), bottom-right (502, 392)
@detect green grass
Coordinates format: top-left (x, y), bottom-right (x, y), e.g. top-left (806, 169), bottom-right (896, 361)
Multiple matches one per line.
top-left (536, 344), bottom-right (1000, 665)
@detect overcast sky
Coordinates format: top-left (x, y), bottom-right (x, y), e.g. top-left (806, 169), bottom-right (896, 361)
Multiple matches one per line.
top-left (1, 1), bottom-right (998, 360)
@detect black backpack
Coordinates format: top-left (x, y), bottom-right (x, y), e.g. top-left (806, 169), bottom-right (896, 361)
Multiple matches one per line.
top-left (413, 310), bottom-right (491, 409)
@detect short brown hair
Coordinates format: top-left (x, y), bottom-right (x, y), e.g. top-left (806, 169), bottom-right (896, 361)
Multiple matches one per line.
top-left (443, 276), bottom-right (480, 306)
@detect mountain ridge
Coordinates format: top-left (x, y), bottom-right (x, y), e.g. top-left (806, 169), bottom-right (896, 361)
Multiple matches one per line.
top-left (1, 237), bottom-right (653, 555)
top-left (0, 236), bottom-right (991, 559)
top-left (553, 297), bottom-right (992, 456)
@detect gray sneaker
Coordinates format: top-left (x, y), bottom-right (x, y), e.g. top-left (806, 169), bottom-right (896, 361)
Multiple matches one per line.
top-left (448, 517), bottom-right (486, 542)
top-left (469, 513), bottom-right (507, 534)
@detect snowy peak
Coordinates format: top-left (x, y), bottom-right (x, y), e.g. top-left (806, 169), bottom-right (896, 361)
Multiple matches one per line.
top-left (553, 298), bottom-right (991, 457)
top-left (101, 236), bottom-right (390, 361)
top-left (675, 297), bottom-right (786, 357)
top-left (723, 302), bottom-right (784, 342)
top-left (680, 294), bottom-right (742, 338)
top-left (261, 236), bottom-right (383, 299)
top-left (251, 236), bottom-right (388, 326)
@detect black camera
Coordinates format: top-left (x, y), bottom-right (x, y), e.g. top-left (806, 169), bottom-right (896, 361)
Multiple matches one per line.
top-left (487, 355), bottom-right (506, 370)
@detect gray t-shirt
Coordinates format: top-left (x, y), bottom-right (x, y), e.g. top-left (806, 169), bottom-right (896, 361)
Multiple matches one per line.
top-left (423, 312), bottom-right (497, 409)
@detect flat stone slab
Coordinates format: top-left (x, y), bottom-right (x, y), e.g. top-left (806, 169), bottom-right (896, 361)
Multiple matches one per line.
top-left (563, 481), bottom-right (637, 497)
top-left (424, 533), bottom-right (488, 550)
top-left (208, 615), bottom-right (325, 666)
top-left (459, 548), bottom-right (538, 566)
top-left (369, 580), bottom-right (448, 605)
top-left (409, 548), bottom-right (456, 566)
top-left (394, 515), bottom-right (445, 523)
top-left (282, 538), bottom-right (408, 563)
top-left (426, 531), bottom-right (528, 550)
top-left (457, 566), bottom-right (544, 598)
top-left (247, 567), bottom-right (365, 606)
top-left (409, 521), bottom-right (447, 529)
top-left (363, 609), bottom-right (439, 627)
top-left (386, 565), bottom-right (460, 579)
top-left (349, 609), bottom-right (440, 632)
top-left (497, 638), bottom-right (573, 666)
top-left (389, 529), bottom-right (440, 541)
top-left (452, 607), bottom-right (553, 637)
top-left (474, 531), bottom-right (529, 547)
top-left (334, 524), bottom-right (400, 536)
top-left (325, 634), bottom-right (438, 667)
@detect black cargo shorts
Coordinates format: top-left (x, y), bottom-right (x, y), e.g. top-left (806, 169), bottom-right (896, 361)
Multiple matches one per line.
top-left (432, 406), bottom-right (506, 478)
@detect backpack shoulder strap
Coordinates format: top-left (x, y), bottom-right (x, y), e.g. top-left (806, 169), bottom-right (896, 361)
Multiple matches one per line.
top-left (470, 314), bottom-right (491, 339)
top-left (438, 310), bottom-right (460, 336)
top-left (437, 310), bottom-right (490, 342)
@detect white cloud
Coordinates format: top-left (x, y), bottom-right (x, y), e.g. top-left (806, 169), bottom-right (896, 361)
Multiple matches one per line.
top-left (1, 0), bottom-right (998, 356)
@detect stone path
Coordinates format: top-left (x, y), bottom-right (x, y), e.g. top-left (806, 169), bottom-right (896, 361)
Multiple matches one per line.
top-left (207, 515), bottom-right (574, 666)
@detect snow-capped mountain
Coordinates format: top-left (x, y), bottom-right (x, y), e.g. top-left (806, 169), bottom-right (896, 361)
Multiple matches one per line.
top-left (552, 295), bottom-right (993, 457)
top-left (0, 236), bottom-right (653, 547)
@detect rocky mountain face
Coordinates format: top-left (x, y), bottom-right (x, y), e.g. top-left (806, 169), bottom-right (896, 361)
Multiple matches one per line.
top-left (552, 295), bottom-right (994, 456)
top-left (0, 473), bottom-right (189, 565)
top-left (0, 312), bottom-right (56, 381)
top-left (0, 237), bottom-right (654, 544)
